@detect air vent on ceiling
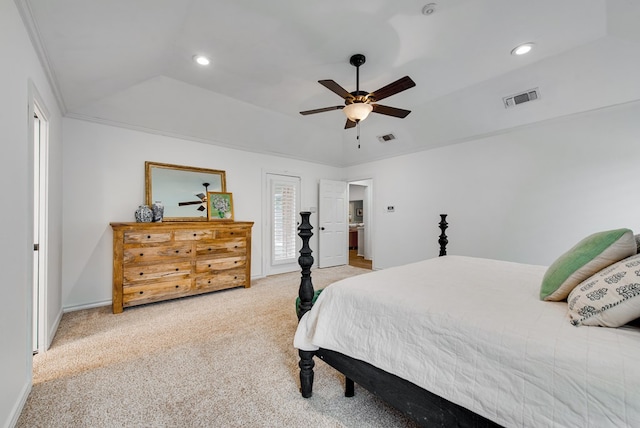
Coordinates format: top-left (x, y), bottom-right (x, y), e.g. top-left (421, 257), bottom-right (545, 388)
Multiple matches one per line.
top-left (377, 133), bottom-right (396, 143)
top-left (503, 88), bottom-right (540, 108)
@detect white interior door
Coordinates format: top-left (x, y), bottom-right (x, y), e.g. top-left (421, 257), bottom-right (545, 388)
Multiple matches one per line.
top-left (31, 99), bottom-right (48, 353)
top-left (318, 179), bottom-right (348, 268)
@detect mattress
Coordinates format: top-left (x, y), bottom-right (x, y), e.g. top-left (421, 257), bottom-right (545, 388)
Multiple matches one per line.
top-left (294, 255), bottom-right (640, 427)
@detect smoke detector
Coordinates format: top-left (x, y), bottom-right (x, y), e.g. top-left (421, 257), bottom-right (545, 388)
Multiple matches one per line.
top-left (503, 88), bottom-right (540, 108)
top-left (377, 133), bottom-right (396, 143)
top-left (422, 3), bottom-right (437, 15)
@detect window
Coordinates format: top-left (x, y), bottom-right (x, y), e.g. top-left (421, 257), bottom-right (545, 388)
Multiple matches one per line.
top-left (270, 175), bottom-right (300, 266)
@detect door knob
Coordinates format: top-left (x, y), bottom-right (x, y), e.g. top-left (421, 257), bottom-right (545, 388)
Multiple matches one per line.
top-left (321, 227), bottom-right (325, 230)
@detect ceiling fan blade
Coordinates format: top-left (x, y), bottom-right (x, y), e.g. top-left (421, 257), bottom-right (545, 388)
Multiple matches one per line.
top-left (300, 106), bottom-right (344, 115)
top-left (372, 104), bottom-right (411, 118)
top-left (368, 76), bottom-right (416, 102)
top-left (344, 119), bottom-right (357, 129)
top-left (197, 205), bottom-right (206, 212)
top-left (195, 193), bottom-right (206, 200)
top-left (319, 80), bottom-right (354, 100)
top-left (178, 201), bottom-right (204, 206)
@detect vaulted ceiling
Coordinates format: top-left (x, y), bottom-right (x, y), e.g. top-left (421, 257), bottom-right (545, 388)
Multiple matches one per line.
top-left (17, 0), bottom-right (640, 166)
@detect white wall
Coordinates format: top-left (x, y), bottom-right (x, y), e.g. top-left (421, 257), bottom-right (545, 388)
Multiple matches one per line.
top-left (0, 1), bottom-right (63, 427)
top-left (63, 99), bottom-right (640, 309)
top-left (349, 184), bottom-right (365, 201)
top-left (62, 118), bottom-right (342, 310)
top-left (347, 101), bottom-right (640, 270)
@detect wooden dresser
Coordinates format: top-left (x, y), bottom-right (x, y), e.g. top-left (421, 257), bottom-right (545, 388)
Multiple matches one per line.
top-left (110, 221), bottom-right (253, 313)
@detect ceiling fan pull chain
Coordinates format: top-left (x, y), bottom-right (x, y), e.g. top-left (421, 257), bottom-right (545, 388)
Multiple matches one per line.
top-left (357, 121), bottom-right (361, 149)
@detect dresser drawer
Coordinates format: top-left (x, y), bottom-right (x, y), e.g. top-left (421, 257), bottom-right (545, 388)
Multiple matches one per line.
top-left (195, 238), bottom-right (246, 257)
top-left (123, 278), bottom-right (192, 307)
top-left (123, 261), bottom-right (191, 284)
top-left (123, 244), bottom-right (192, 264)
top-left (215, 228), bottom-right (248, 239)
top-left (195, 269), bottom-right (246, 291)
top-left (195, 256), bottom-right (246, 273)
top-left (124, 231), bottom-right (172, 244)
top-left (174, 229), bottom-right (214, 241)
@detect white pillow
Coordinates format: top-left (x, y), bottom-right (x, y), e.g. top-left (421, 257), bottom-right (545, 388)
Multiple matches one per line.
top-left (568, 253), bottom-right (640, 327)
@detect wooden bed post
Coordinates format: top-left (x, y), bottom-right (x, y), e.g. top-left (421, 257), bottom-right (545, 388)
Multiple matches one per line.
top-left (298, 211), bottom-right (314, 320)
top-left (439, 214), bottom-right (448, 256)
top-left (298, 211), bottom-right (316, 398)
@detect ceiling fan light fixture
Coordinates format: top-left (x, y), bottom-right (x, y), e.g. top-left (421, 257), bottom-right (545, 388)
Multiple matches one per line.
top-left (343, 102), bottom-right (373, 122)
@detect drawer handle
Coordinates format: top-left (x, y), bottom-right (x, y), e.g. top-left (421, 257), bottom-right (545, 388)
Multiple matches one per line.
top-left (230, 232), bottom-right (234, 235)
top-left (208, 280), bottom-right (211, 284)
top-left (175, 285), bottom-right (179, 289)
top-left (139, 272), bottom-right (144, 276)
top-left (234, 245), bottom-right (238, 249)
top-left (140, 253), bottom-right (144, 257)
top-left (208, 264), bottom-right (211, 268)
top-left (139, 291), bottom-right (144, 295)
top-left (175, 250), bottom-right (179, 253)
top-left (208, 248), bottom-right (212, 251)
top-left (234, 276), bottom-right (237, 279)
top-left (234, 261), bottom-right (238, 264)
top-left (175, 268), bottom-right (179, 271)
top-left (147, 235), bottom-right (151, 239)
top-left (193, 233), bottom-right (197, 237)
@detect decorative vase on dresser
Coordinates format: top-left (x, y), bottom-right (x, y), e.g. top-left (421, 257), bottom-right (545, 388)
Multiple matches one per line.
top-left (134, 205), bottom-right (153, 222)
top-left (151, 201), bottom-right (164, 222)
top-left (110, 221), bottom-right (253, 313)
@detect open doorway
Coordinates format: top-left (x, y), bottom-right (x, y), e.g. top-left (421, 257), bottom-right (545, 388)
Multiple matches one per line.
top-left (348, 180), bottom-right (373, 270)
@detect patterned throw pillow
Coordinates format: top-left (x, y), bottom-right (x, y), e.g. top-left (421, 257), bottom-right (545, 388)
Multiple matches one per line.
top-left (540, 228), bottom-right (636, 301)
top-left (635, 234), bottom-right (640, 253)
top-left (567, 254), bottom-right (640, 327)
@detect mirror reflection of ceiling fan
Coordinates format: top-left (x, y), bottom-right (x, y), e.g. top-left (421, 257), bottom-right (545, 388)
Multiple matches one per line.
top-left (178, 182), bottom-right (209, 211)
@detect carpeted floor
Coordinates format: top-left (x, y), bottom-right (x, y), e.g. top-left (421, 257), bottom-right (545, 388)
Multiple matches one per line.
top-left (17, 265), bottom-right (418, 427)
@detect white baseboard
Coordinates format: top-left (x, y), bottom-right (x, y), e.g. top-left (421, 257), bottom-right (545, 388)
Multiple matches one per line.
top-left (46, 308), bottom-right (63, 350)
top-left (4, 376), bottom-right (31, 428)
top-left (63, 300), bottom-right (111, 313)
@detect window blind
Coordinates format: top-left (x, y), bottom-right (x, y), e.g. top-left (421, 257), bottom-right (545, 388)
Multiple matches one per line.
top-left (272, 180), bottom-right (297, 264)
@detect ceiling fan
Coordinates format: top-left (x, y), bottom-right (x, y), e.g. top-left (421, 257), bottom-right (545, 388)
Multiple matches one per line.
top-left (178, 182), bottom-right (209, 212)
top-left (300, 54), bottom-right (416, 129)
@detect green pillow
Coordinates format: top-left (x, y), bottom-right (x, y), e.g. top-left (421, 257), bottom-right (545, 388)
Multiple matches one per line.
top-left (295, 288), bottom-right (324, 318)
top-left (540, 228), bottom-right (636, 301)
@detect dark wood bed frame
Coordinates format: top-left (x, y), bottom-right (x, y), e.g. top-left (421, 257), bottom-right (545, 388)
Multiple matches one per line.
top-left (296, 212), bottom-right (501, 427)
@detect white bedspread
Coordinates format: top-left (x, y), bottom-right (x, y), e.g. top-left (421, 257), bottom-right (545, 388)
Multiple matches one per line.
top-left (294, 256), bottom-right (640, 427)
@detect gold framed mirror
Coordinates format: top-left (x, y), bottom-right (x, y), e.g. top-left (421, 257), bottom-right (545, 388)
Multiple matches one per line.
top-left (145, 161), bottom-right (226, 221)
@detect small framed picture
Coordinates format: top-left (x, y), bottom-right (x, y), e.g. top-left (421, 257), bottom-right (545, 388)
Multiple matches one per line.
top-left (207, 192), bottom-right (234, 221)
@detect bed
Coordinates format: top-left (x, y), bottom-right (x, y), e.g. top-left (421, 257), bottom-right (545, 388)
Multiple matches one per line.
top-left (294, 212), bottom-right (640, 427)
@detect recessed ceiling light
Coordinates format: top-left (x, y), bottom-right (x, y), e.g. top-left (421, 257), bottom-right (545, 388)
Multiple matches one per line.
top-left (193, 55), bottom-right (210, 66)
top-left (511, 43), bottom-right (534, 56)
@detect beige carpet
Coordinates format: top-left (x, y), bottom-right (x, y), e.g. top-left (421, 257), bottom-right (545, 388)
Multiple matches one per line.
top-left (17, 266), bottom-right (417, 427)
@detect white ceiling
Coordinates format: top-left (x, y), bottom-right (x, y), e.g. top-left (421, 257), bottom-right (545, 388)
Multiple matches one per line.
top-left (18, 0), bottom-right (640, 166)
